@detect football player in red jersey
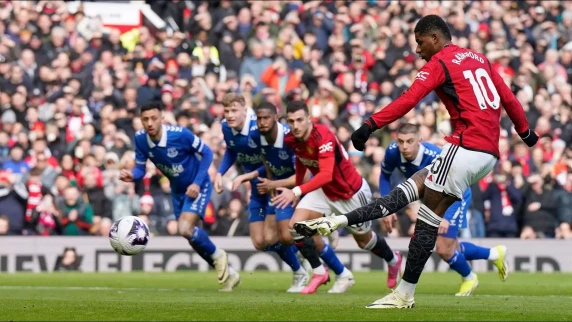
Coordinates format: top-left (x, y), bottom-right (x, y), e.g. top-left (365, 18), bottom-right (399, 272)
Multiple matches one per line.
top-left (271, 101), bottom-right (402, 294)
top-left (294, 15), bottom-right (538, 308)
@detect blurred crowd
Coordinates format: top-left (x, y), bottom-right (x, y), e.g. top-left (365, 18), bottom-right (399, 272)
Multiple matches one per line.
top-left (0, 0), bottom-right (570, 240)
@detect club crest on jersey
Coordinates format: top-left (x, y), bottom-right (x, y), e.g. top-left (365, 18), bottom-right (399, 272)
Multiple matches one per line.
top-left (306, 146), bottom-right (314, 154)
top-left (278, 150), bottom-right (289, 160)
top-left (229, 141), bottom-right (235, 147)
top-left (167, 148), bottom-right (178, 158)
top-left (248, 138), bottom-right (257, 148)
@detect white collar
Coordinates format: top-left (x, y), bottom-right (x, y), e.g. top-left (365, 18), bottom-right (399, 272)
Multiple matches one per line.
top-left (231, 109), bottom-right (254, 136)
top-left (400, 143), bottom-right (425, 166)
top-left (146, 125), bottom-right (168, 148)
top-left (260, 122), bottom-right (284, 148)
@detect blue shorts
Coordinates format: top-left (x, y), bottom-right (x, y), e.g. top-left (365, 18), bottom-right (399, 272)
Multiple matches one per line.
top-left (248, 192), bottom-right (269, 223)
top-left (171, 181), bottom-right (213, 219)
top-left (266, 202), bottom-right (295, 222)
top-left (441, 188), bottom-right (472, 239)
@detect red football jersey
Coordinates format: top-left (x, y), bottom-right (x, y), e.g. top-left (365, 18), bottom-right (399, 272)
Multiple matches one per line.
top-left (284, 123), bottom-right (362, 201)
top-left (369, 44), bottom-right (530, 157)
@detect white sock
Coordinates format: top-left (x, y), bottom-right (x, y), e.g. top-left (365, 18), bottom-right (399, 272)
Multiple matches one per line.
top-left (339, 267), bottom-right (353, 278)
top-left (488, 247), bottom-right (499, 260)
top-left (313, 264), bottom-right (326, 275)
top-left (395, 280), bottom-right (417, 297)
top-left (210, 248), bottom-right (223, 260)
top-left (387, 252), bottom-right (398, 266)
top-left (294, 267), bottom-right (306, 275)
top-left (463, 272), bottom-right (477, 281)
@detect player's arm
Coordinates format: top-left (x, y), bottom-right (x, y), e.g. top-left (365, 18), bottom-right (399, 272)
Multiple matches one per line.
top-left (130, 140), bottom-right (147, 181)
top-left (217, 143), bottom-right (238, 176)
top-left (379, 152), bottom-right (397, 196)
top-left (351, 61), bottom-right (444, 150)
top-left (291, 140), bottom-right (335, 198)
top-left (184, 129), bottom-right (213, 186)
top-left (489, 62), bottom-right (538, 147)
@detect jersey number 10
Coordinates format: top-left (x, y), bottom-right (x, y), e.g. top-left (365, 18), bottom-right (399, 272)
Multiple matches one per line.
top-left (463, 68), bottom-right (501, 110)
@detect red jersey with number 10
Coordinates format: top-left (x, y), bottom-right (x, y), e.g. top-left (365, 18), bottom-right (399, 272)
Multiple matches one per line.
top-left (368, 44), bottom-right (530, 158)
top-left (284, 123), bottom-right (362, 201)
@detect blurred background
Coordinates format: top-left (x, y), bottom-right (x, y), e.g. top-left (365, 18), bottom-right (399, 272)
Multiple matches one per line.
top-left (0, 0), bottom-right (570, 241)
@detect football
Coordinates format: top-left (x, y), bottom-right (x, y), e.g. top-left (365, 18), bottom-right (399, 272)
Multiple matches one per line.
top-left (109, 216), bottom-right (150, 256)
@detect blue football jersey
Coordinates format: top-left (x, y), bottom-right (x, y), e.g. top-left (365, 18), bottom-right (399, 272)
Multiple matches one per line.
top-left (381, 141), bottom-right (440, 180)
top-left (219, 110), bottom-right (263, 174)
top-left (133, 125), bottom-right (212, 194)
top-left (260, 123), bottom-right (296, 180)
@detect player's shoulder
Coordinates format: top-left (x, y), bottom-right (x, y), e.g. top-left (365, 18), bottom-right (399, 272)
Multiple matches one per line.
top-left (435, 45), bottom-right (487, 68)
top-left (384, 141), bottom-right (399, 157)
top-left (311, 123), bottom-right (335, 144)
top-left (421, 141), bottom-right (441, 155)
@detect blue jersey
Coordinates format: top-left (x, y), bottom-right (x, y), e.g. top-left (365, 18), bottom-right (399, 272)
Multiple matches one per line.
top-left (260, 123), bottom-right (296, 180)
top-left (132, 125), bottom-right (213, 195)
top-left (219, 110), bottom-right (263, 176)
top-left (380, 141), bottom-right (472, 236)
top-left (219, 110), bottom-right (268, 222)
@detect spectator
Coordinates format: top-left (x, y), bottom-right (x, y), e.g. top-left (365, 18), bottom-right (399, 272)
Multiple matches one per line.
top-left (29, 193), bottom-right (62, 236)
top-left (483, 172), bottom-right (523, 238)
top-left (520, 175), bottom-right (559, 239)
top-left (0, 171), bottom-right (27, 235)
top-left (57, 185), bottom-right (93, 236)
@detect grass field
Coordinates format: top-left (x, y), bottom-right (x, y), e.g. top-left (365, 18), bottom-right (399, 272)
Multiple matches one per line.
top-left (0, 272), bottom-right (571, 321)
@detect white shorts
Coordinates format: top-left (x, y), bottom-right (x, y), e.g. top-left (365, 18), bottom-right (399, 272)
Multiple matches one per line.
top-left (296, 178), bottom-right (373, 235)
top-left (424, 143), bottom-right (496, 199)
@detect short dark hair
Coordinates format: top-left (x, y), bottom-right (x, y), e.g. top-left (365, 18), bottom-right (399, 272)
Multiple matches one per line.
top-left (255, 102), bottom-right (277, 114)
top-left (140, 102), bottom-right (163, 114)
top-left (414, 15), bottom-right (452, 41)
top-left (286, 101), bottom-right (308, 115)
top-left (397, 123), bottom-right (420, 135)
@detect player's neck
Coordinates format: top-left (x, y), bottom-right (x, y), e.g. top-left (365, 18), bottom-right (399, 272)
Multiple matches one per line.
top-left (265, 123), bottom-right (279, 144)
top-left (233, 121), bottom-right (245, 134)
top-left (299, 124), bottom-right (313, 142)
top-left (149, 127), bottom-right (163, 142)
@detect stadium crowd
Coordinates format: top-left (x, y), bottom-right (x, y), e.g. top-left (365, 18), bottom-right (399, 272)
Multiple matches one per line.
top-left (0, 0), bottom-right (570, 239)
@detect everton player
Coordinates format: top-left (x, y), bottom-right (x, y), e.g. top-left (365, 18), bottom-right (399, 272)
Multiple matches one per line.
top-left (120, 102), bottom-right (239, 291)
top-left (271, 101), bottom-right (402, 294)
top-left (254, 102), bottom-right (354, 294)
top-left (295, 15), bottom-right (537, 308)
top-left (215, 94), bottom-right (306, 292)
top-left (380, 123), bottom-right (507, 296)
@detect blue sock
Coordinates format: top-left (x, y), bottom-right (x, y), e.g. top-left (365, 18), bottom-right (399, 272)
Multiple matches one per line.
top-left (460, 242), bottom-right (490, 260)
top-left (189, 226), bottom-right (217, 258)
top-left (188, 242), bottom-right (214, 268)
top-left (266, 243), bottom-right (301, 272)
top-left (446, 250), bottom-right (472, 278)
top-left (319, 244), bottom-right (345, 275)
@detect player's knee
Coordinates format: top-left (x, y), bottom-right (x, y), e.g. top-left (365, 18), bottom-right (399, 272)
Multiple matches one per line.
top-left (251, 235), bottom-right (267, 251)
top-left (278, 230), bottom-right (294, 245)
top-left (177, 220), bottom-right (196, 239)
top-left (436, 239), bottom-right (454, 259)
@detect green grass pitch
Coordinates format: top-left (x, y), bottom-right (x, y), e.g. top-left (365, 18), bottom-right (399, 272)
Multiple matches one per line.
top-left (0, 272), bottom-right (571, 321)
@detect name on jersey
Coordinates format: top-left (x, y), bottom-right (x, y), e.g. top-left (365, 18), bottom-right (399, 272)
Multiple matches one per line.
top-left (266, 163), bottom-right (294, 177)
top-left (237, 152), bottom-right (261, 164)
top-left (297, 156), bottom-right (318, 168)
top-left (156, 163), bottom-right (184, 177)
top-left (452, 51), bottom-right (484, 65)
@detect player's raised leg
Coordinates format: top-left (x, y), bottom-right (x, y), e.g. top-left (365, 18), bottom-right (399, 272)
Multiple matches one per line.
top-left (175, 182), bottom-right (239, 290)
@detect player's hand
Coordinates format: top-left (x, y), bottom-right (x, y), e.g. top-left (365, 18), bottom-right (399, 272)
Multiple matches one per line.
top-left (271, 187), bottom-right (297, 209)
top-left (382, 214), bottom-right (397, 233)
top-left (256, 177), bottom-right (276, 195)
top-left (518, 129), bottom-right (539, 147)
top-left (351, 120), bottom-right (375, 151)
top-left (438, 219), bottom-right (450, 235)
top-left (231, 175), bottom-right (245, 191)
top-left (119, 170), bottom-right (133, 182)
top-left (214, 173), bottom-right (223, 194)
top-left (186, 183), bottom-right (200, 199)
